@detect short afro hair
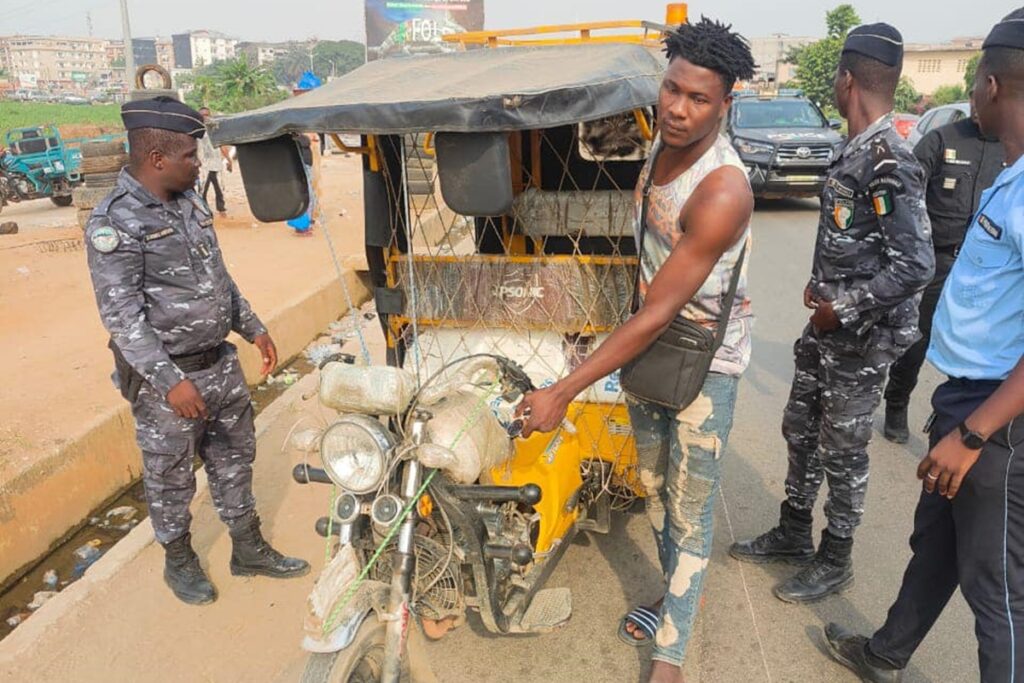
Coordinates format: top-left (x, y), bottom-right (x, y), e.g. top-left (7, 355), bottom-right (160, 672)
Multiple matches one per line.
top-left (663, 17), bottom-right (756, 93)
top-left (838, 50), bottom-right (902, 97)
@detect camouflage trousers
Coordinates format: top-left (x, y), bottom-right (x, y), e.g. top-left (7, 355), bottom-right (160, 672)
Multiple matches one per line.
top-left (782, 325), bottom-right (904, 539)
top-left (627, 372), bottom-right (739, 667)
top-left (131, 343), bottom-right (257, 544)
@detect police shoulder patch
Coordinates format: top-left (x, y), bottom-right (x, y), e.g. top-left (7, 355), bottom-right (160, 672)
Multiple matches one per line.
top-left (833, 198), bottom-right (855, 230)
top-left (90, 225), bottom-right (121, 253)
top-left (868, 174), bottom-right (906, 194)
top-left (872, 188), bottom-right (895, 216)
top-left (870, 138), bottom-right (898, 175)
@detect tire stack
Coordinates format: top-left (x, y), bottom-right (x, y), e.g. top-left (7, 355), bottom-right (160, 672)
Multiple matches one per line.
top-left (72, 140), bottom-right (127, 229)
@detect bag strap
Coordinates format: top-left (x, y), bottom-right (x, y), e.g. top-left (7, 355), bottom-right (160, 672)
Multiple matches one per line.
top-left (711, 240), bottom-right (747, 352)
top-left (630, 146), bottom-right (749, 348)
top-left (630, 145), bottom-right (661, 313)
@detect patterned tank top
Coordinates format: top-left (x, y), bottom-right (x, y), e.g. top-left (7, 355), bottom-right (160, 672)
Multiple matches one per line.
top-left (634, 134), bottom-right (754, 376)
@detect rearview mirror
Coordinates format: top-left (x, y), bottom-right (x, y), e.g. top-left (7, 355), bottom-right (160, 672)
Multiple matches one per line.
top-left (435, 132), bottom-right (513, 217)
top-left (235, 135), bottom-right (309, 222)
top-left (829, 119), bottom-right (842, 130)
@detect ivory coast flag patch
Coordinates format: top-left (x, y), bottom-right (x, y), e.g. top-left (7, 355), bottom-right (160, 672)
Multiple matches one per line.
top-left (872, 188), bottom-right (894, 216)
top-left (833, 199), bottom-right (854, 230)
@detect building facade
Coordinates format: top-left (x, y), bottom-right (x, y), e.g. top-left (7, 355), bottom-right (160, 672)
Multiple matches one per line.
top-left (904, 37), bottom-right (982, 96)
top-left (748, 35), bottom-right (816, 85)
top-left (0, 35), bottom-right (108, 90)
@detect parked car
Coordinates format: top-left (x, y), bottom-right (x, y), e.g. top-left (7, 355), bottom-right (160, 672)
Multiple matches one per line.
top-left (60, 94), bottom-right (90, 105)
top-left (725, 91), bottom-right (845, 198)
top-left (892, 112), bottom-right (920, 140)
top-left (907, 102), bottom-right (971, 147)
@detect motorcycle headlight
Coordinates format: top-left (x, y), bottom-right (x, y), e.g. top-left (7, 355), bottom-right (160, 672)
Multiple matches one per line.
top-left (319, 415), bottom-right (395, 494)
top-left (733, 138), bottom-right (775, 156)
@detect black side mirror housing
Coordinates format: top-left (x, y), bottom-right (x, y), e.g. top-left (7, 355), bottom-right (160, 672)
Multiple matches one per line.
top-left (235, 135), bottom-right (310, 222)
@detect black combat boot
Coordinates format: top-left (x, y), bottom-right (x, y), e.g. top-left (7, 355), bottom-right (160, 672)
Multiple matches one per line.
top-left (162, 532), bottom-right (217, 605)
top-left (729, 501), bottom-right (815, 564)
top-left (824, 623), bottom-right (903, 682)
top-left (773, 530), bottom-right (853, 603)
top-left (884, 403), bottom-right (910, 444)
top-left (229, 513), bottom-right (310, 578)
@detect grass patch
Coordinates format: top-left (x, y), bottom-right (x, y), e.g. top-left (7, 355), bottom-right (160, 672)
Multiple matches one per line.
top-left (0, 102), bottom-right (123, 138)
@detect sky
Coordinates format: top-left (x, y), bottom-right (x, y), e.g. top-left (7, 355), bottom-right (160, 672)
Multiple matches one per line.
top-left (0, 0), bottom-right (1011, 45)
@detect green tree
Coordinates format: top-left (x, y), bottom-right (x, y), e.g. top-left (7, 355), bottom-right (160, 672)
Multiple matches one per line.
top-left (931, 83), bottom-right (966, 107)
top-left (183, 57), bottom-right (286, 114)
top-left (963, 52), bottom-right (981, 91)
top-left (894, 76), bottom-right (921, 112)
top-left (825, 4), bottom-right (860, 37)
top-left (787, 5), bottom-right (861, 114)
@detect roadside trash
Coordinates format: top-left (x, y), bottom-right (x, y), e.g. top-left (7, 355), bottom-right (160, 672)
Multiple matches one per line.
top-left (73, 539), bottom-right (102, 561)
top-left (0, 221), bottom-right (18, 235)
top-left (27, 591), bottom-right (58, 610)
top-left (339, 209), bottom-right (348, 217)
top-left (15, 266), bottom-right (30, 277)
top-left (43, 569), bottom-right (58, 589)
top-left (5, 612), bottom-right (30, 628)
top-left (363, 312), bottom-right (376, 320)
top-left (283, 373), bottom-right (298, 386)
top-left (290, 428), bottom-right (323, 453)
top-left (305, 343), bottom-right (344, 367)
top-left (105, 506), bottom-right (138, 523)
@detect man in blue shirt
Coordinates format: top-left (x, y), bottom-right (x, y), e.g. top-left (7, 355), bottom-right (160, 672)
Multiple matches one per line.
top-left (821, 10), bottom-right (1024, 682)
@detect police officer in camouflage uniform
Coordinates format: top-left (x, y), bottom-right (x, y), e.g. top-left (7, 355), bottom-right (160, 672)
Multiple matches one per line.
top-left (84, 97), bottom-right (308, 605)
top-left (730, 25), bottom-right (935, 603)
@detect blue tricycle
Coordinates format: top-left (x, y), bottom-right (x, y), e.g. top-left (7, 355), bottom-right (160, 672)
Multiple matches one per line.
top-left (0, 125), bottom-right (83, 212)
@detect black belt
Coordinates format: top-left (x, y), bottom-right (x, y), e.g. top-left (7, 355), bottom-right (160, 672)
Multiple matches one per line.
top-left (171, 344), bottom-right (223, 373)
top-left (935, 243), bottom-right (961, 256)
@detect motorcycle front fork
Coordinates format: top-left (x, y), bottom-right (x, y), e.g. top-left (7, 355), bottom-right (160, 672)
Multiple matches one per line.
top-left (381, 412), bottom-right (429, 683)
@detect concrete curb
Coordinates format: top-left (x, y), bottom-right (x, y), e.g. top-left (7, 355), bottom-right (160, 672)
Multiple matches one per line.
top-left (0, 371), bottom-right (322, 665)
top-left (0, 269), bottom-right (369, 586)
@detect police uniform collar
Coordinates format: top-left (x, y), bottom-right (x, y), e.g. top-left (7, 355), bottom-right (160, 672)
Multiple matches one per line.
top-left (840, 112), bottom-right (895, 159)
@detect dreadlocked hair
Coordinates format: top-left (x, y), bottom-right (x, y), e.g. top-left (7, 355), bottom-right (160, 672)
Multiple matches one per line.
top-left (663, 16), bottom-right (756, 93)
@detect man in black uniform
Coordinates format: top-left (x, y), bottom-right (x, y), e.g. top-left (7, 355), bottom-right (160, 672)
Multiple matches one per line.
top-left (882, 98), bottom-right (1005, 443)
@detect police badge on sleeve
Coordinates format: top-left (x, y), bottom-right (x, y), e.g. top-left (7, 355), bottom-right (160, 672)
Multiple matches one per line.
top-left (832, 199), bottom-right (855, 230)
top-left (90, 226), bottom-right (121, 253)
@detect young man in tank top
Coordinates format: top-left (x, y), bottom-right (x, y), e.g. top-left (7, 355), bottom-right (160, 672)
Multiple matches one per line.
top-left (516, 19), bottom-right (756, 683)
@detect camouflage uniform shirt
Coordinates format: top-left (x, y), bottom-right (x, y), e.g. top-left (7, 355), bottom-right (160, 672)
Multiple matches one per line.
top-left (811, 112), bottom-right (935, 344)
top-left (85, 168), bottom-right (266, 397)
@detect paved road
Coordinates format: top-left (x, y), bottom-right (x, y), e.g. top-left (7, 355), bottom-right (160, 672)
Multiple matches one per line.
top-left (0, 200), bottom-right (976, 683)
top-left (425, 198), bottom-right (976, 683)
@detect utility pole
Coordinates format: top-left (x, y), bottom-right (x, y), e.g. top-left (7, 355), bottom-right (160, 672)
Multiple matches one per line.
top-left (86, 11), bottom-right (93, 37)
top-left (120, 0), bottom-right (134, 91)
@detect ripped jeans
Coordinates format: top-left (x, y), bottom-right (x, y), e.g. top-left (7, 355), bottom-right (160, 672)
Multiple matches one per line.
top-left (626, 372), bottom-right (739, 667)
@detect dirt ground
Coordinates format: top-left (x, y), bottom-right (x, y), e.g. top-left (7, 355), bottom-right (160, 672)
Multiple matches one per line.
top-left (0, 154), bottom-right (367, 487)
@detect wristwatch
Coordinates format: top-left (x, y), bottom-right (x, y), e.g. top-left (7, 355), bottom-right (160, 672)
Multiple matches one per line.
top-left (958, 421), bottom-right (986, 450)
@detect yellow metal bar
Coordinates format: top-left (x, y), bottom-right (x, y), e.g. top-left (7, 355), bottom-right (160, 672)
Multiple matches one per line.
top-left (389, 316), bottom-right (619, 335)
top-left (665, 2), bottom-right (688, 24)
top-left (446, 19), bottom-right (645, 42)
top-left (469, 35), bottom-right (661, 47)
top-left (530, 130), bottom-right (542, 190)
top-left (329, 133), bottom-right (382, 173)
top-left (388, 253), bottom-right (637, 266)
top-left (633, 109), bottom-right (654, 141)
top-left (422, 132), bottom-right (436, 158)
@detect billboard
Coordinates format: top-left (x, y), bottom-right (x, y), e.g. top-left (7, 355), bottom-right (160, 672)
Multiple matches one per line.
top-left (365, 0), bottom-right (485, 60)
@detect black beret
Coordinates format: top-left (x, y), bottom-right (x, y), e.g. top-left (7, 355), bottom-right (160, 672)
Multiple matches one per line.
top-left (843, 23), bottom-right (904, 67)
top-left (983, 15), bottom-right (1024, 50)
top-left (120, 96), bottom-right (206, 138)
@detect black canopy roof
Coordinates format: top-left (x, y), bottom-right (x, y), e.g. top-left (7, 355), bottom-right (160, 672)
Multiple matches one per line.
top-left (209, 43), bottom-right (664, 145)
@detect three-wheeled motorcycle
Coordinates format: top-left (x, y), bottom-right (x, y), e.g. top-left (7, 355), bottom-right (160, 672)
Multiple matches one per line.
top-left (0, 125), bottom-right (82, 212)
top-left (209, 9), bottom-right (686, 681)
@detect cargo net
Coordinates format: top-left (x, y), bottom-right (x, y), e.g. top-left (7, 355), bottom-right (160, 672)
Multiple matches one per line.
top-left (377, 112), bottom-right (653, 506)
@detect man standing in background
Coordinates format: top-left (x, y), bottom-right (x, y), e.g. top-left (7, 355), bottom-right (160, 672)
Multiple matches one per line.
top-left (881, 98), bottom-right (1005, 443)
top-left (198, 106), bottom-right (232, 217)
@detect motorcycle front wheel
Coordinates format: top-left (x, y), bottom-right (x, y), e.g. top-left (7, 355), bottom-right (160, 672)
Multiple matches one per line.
top-left (301, 617), bottom-right (410, 683)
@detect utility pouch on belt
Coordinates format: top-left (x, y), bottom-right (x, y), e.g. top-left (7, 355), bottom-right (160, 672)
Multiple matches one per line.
top-left (620, 149), bottom-right (746, 412)
top-left (108, 338), bottom-right (144, 403)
